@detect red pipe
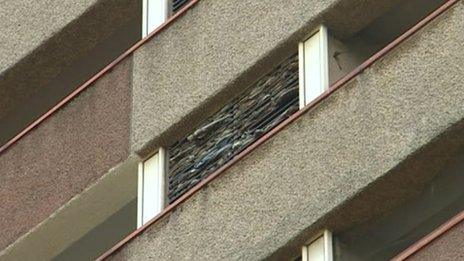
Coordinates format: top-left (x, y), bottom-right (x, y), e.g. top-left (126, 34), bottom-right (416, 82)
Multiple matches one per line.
top-left (0, 0), bottom-right (200, 156)
top-left (96, 0), bottom-right (460, 259)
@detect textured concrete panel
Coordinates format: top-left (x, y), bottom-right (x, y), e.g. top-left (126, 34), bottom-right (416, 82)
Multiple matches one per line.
top-left (0, 58), bottom-right (133, 251)
top-left (0, 156), bottom-right (138, 261)
top-left (111, 3), bottom-right (464, 260)
top-left (130, 0), bottom-right (403, 154)
top-left (407, 221), bottom-right (464, 261)
top-left (0, 0), bottom-right (97, 72)
top-left (0, 0), bottom-right (140, 145)
top-left (330, 150), bottom-right (464, 260)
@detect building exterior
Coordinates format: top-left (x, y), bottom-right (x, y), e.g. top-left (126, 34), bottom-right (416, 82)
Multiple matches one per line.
top-left (0, 0), bottom-right (463, 260)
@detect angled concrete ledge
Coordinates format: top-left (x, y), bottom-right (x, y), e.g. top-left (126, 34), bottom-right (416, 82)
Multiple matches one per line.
top-left (0, 0), bottom-right (141, 146)
top-left (0, 156), bottom-right (139, 261)
top-left (110, 3), bottom-right (464, 259)
top-left (1, 0), bottom-right (99, 73)
top-left (0, 57), bottom-right (133, 251)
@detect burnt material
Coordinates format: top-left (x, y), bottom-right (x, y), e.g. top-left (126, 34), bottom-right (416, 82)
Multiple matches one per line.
top-left (168, 54), bottom-right (299, 203)
top-left (172, 0), bottom-right (191, 13)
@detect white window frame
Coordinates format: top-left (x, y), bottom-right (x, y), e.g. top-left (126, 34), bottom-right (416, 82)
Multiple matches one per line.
top-left (137, 148), bottom-right (167, 228)
top-left (302, 230), bottom-right (333, 261)
top-left (142, 0), bottom-right (171, 37)
top-left (298, 25), bottom-right (329, 109)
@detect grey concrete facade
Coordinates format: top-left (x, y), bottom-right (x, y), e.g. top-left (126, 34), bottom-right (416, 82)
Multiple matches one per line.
top-left (0, 0), bottom-right (141, 147)
top-left (0, 156), bottom-right (139, 261)
top-left (407, 221), bottom-right (464, 260)
top-left (0, 57), bottom-right (133, 251)
top-left (1, 0), bottom-right (463, 259)
top-left (333, 148), bottom-right (464, 260)
top-left (130, 0), bottom-right (406, 155)
top-left (109, 3), bottom-right (464, 259)
top-left (1, 0), bottom-right (99, 72)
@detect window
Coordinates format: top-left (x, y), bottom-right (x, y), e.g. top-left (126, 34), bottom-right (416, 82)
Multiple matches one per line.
top-left (298, 25), bottom-right (329, 109)
top-left (142, 0), bottom-right (170, 37)
top-left (172, 0), bottom-right (191, 13)
top-left (167, 54), bottom-right (299, 203)
top-left (302, 230), bottom-right (333, 261)
top-left (137, 148), bottom-right (167, 228)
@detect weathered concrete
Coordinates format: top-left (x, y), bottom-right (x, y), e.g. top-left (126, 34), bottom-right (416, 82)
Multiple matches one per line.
top-left (323, 138), bottom-right (464, 260)
top-left (130, 0), bottom-right (405, 155)
top-left (0, 57), bottom-right (133, 251)
top-left (110, 3), bottom-right (464, 260)
top-left (1, 0), bottom-right (98, 72)
top-left (0, 0), bottom-right (141, 146)
top-left (53, 200), bottom-right (137, 261)
top-left (407, 220), bottom-right (464, 260)
top-left (0, 156), bottom-right (138, 261)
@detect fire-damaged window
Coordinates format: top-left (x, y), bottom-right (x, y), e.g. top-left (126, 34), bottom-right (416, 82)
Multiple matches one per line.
top-left (172, 0), bottom-right (191, 13)
top-left (167, 54), bottom-right (299, 203)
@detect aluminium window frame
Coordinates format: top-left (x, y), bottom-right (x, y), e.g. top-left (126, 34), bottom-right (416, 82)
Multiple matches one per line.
top-left (142, 0), bottom-right (171, 37)
top-left (302, 230), bottom-right (333, 261)
top-left (137, 147), bottom-right (168, 228)
top-left (298, 25), bottom-right (329, 109)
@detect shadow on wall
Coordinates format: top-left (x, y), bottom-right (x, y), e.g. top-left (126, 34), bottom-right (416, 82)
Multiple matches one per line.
top-left (334, 151), bottom-right (464, 260)
top-left (52, 199), bottom-right (137, 261)
top-left (326, 0), bottom-right (448, 86)
top-left (0, 2), bottom-right (141, 148)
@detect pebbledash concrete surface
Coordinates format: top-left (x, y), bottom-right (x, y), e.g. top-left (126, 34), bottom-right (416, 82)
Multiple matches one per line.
top-left (0, 0), bottom-right (141, 148)
top-left (0, 0), bottom-right (463, 260)
top-left (0, 0), bottom-right (101, 73)
top-left (0, 156), bottom-right (140, 261)
top-left (108, 4), bottom-right (464, 260)
top-left (0, 58), bottom-right (133, 252)
top-left (129, 0), bottom-right (403, 155)
top-left (407, 221), bottom-right (464, 260)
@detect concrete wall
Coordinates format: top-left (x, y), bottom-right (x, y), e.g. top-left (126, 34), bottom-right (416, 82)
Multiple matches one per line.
top-left (328, 0), bottom-right (448, 86)
top-left (130, 0), bottom-right (404, 155)
top-left (407, 221), bottom-right (464, 261)
top-left (53, 199), bottom-right (137, 261)
top-left (0, 57), bottom-right (133, 252)
top-left (0, 155), bottom-right (139, 261)
top-left (327, 35), bottom-right (369, 85)
top-left (109, 3), bottom-right (464, 260)
top-left (0, 0), bottom-right (141, 146)
top-left (1, 0), bottom-right (98, 72)
top-left (334, 151), bottom-right (464, 260)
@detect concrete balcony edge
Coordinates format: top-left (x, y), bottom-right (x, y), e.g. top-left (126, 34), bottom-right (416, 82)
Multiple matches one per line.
top-left (0, 156), bottom-right (139, 261)
top-left (129, 0), bottom-right (403, 155)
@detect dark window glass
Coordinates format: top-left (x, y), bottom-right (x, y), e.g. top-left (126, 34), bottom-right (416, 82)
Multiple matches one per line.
top-left (168, 54), bottom-right (299, 203)
top-left (172, 0), bottom-right (191, 13)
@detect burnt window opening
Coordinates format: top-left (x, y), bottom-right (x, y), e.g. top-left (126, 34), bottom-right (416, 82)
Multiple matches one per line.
top-left (167, 54), bottom-right (299, 203)
top-left (172, 0), bottom-right (191, 13)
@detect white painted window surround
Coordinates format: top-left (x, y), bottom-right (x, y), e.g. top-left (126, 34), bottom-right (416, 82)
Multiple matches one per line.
top-left (137, 148), bottom-right (167, 228)
top-left (142, 0), bottom-right (170, 37)
top-left (298, 25), bottom-right (329, 109)
top-left (302, 230), bottom-right (333, 261)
